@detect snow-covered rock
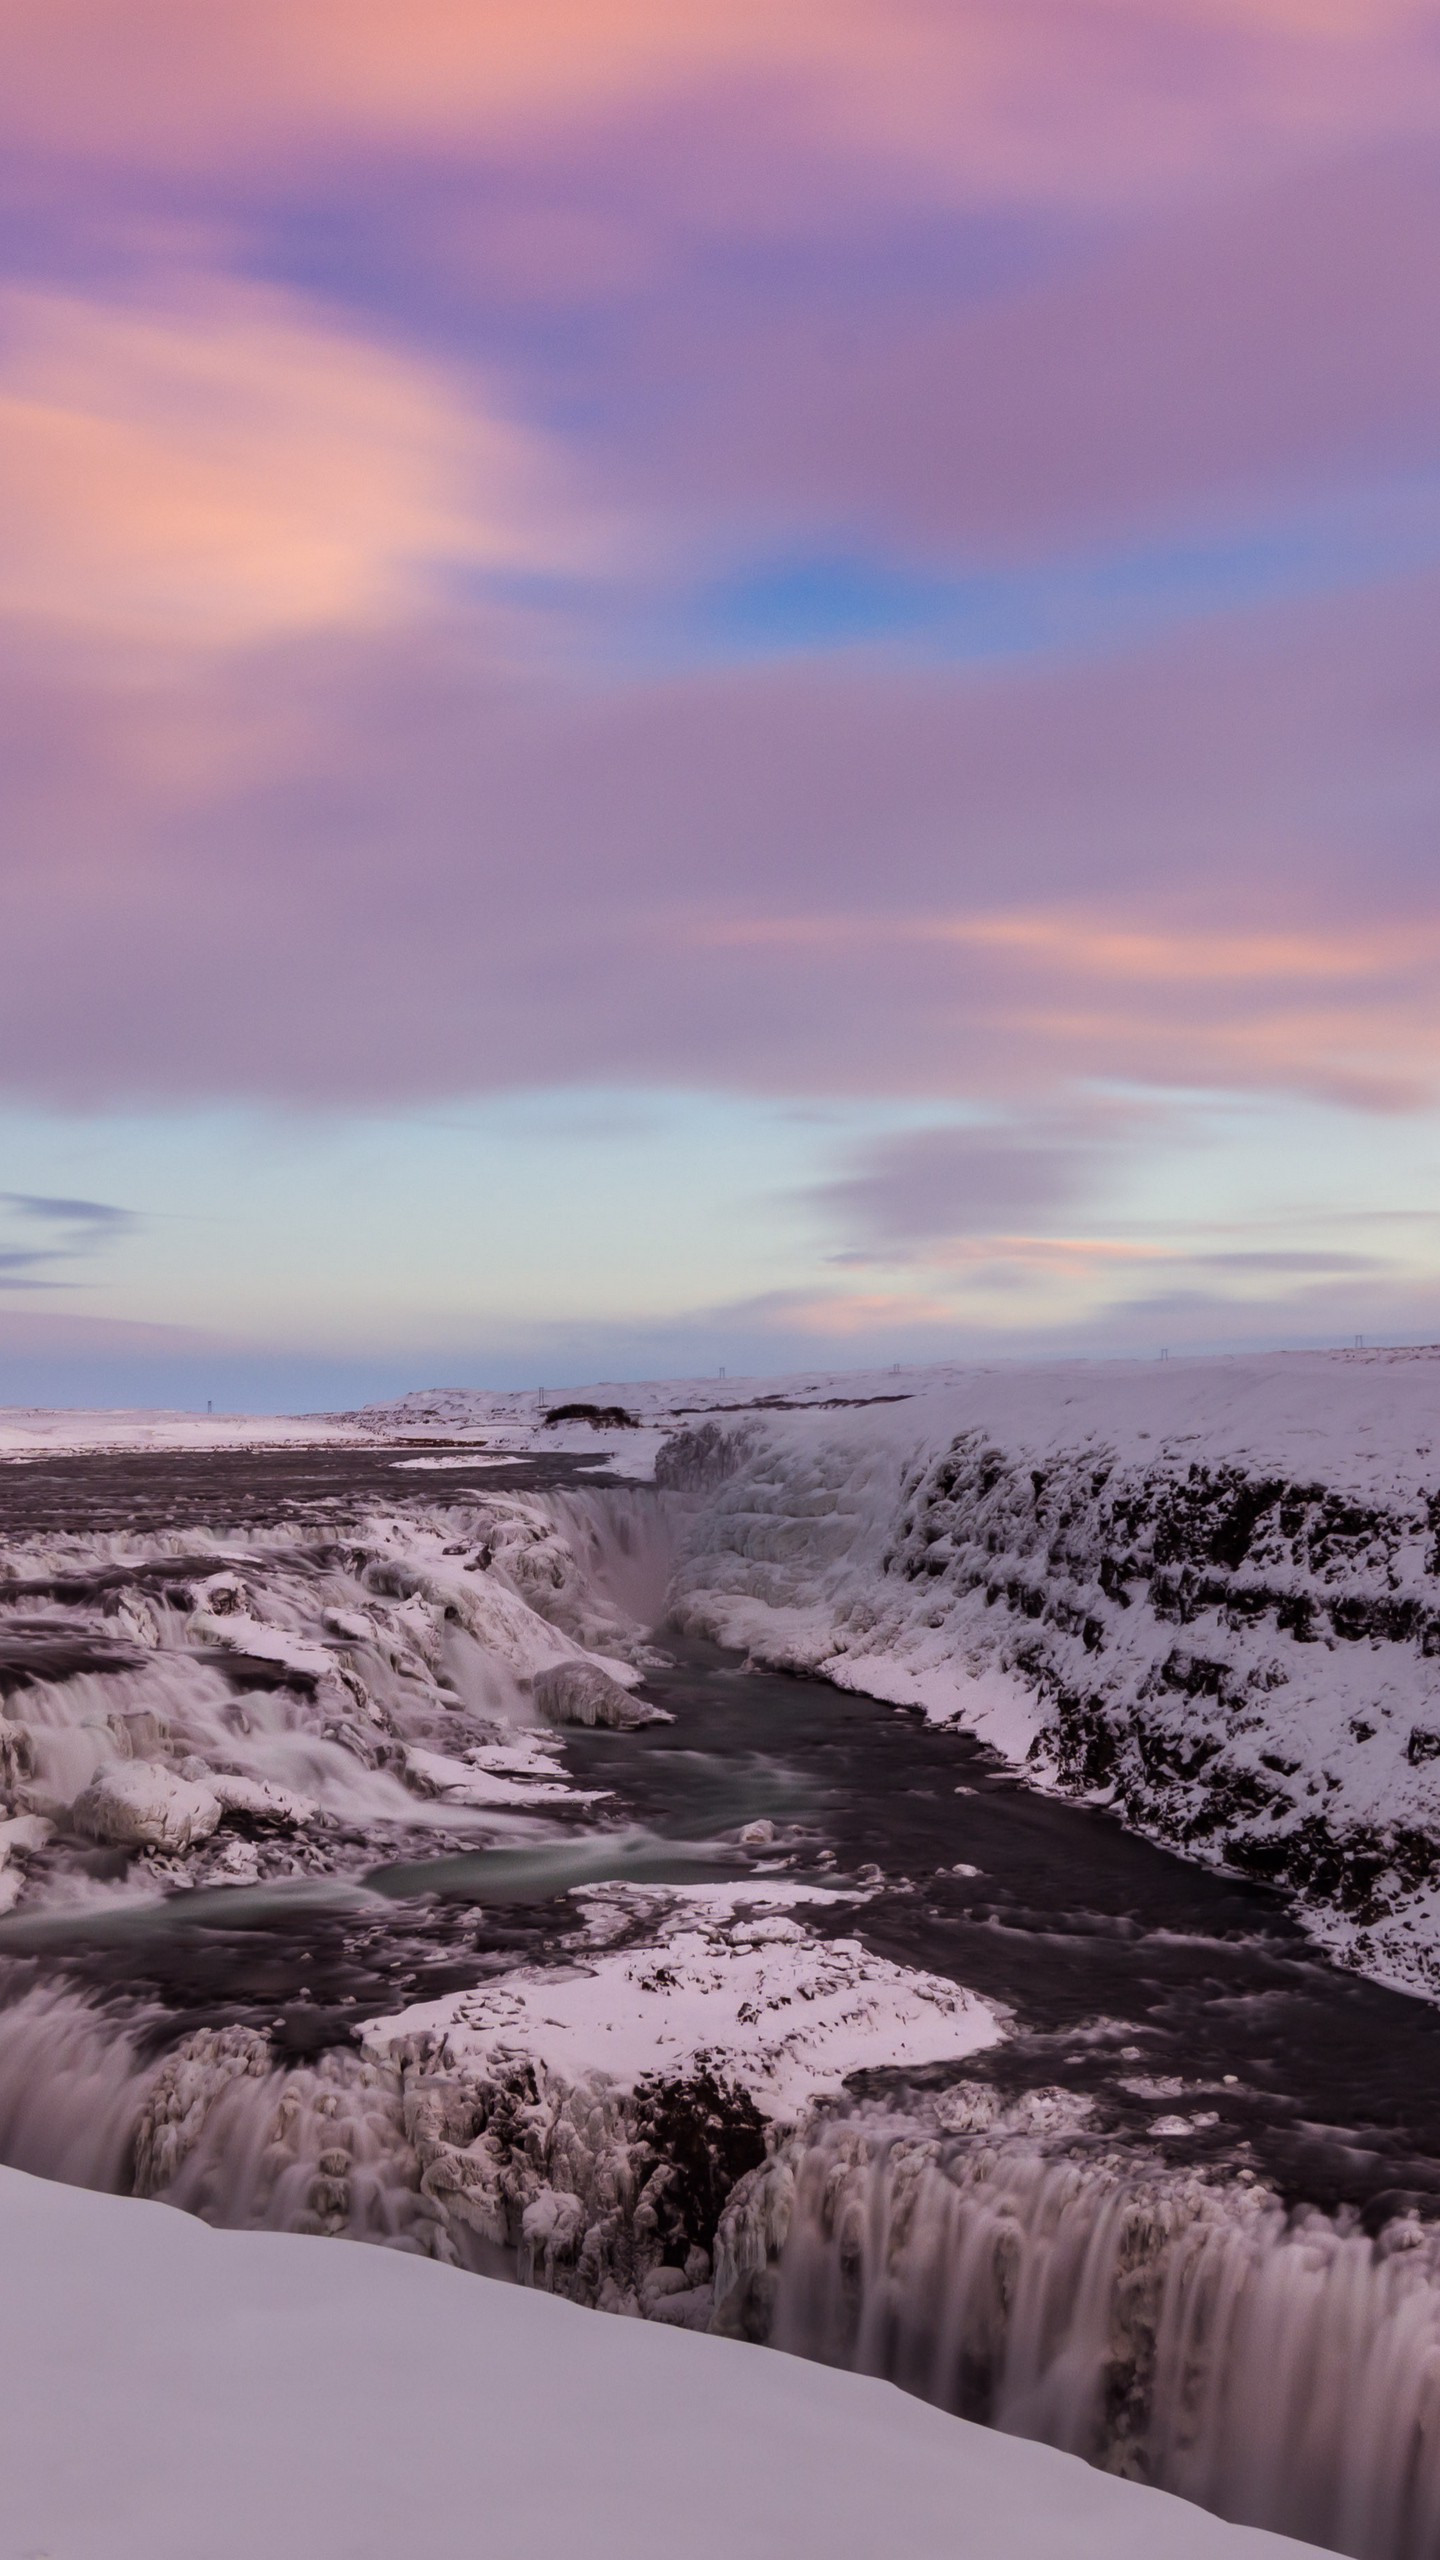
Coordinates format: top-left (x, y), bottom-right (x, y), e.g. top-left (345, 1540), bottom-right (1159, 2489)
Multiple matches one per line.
top-left (188, 1609), bottom-right (336, 1683)
top-left (532, 1658), bottom-right (671, 1729)
top-left (367, 1881), bottom-right (1000, 2120)
top-left (401, 1743), bottom-right (579, 1807)
top-left (197, 1770), bottom-right (317, 1829)
top-left (0, 1812), bottom-right (51, 1862)
top-left (0, 1813), bottom-right (50, 1910)
top-left (71, 1762), bottom-right (222, 1852)
top-left (0, 1712), bottom-right (34, 1797)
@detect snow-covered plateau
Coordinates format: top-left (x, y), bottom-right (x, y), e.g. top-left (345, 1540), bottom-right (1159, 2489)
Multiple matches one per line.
top-left (0, 1405), bottom-right (370, 1456)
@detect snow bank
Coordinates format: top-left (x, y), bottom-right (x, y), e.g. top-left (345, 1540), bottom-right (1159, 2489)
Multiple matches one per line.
top-left (662, 1349), bottom-right (1440, 1992)
top-left (0, 2162), bottom-right (1319, 2560)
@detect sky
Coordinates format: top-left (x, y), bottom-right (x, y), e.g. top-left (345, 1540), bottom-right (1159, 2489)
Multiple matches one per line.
top-left (5, 0), bottom-right (1440, 1407)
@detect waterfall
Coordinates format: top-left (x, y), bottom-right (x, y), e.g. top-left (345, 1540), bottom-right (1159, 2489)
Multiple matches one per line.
top-left (0, 1981), bottom-right (156, 2190)
top-left (536, 1485), bottom-right (678, 1639)
top-left (0, 1984), bottom-right (441, 2254)
top-left (744, 2117), bottom-right (1440, 2560)
top-left (146, 2032), bottom-right (441, 2254)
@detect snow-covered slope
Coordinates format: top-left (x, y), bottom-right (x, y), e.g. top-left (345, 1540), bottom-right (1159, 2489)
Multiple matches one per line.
top-left (0, 2163), bottom-right (1319, 2560)
top-left (661, 1348), bottom-right (1440, 1992)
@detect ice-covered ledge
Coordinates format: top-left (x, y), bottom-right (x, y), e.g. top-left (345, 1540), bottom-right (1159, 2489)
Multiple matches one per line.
top-left (0, 2162), bottom-right (1319, 2560)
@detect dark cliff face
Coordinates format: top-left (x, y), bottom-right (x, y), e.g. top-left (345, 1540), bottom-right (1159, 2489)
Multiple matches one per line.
top-left (877, 1433), bottom-right (1440, 1973)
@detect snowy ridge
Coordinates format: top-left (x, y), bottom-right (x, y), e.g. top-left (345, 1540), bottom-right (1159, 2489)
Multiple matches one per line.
top-left (661, 1349), bottom-right (1440, 1992)
top-left (338, 1366), bottom-right (938, 1481)
top-left (344, 1366), bottom-right (932, 1432)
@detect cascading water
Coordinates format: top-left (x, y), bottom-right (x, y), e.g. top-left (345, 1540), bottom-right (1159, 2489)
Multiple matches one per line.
top-left (731, 2109), bottom-right (1440, 2560)
top-left (0, 1981), bottom-right (444, 2249)
top-left (0, 1980), bottom-right (155, 2190)
top-left (0, 1481), bottom-right (682, 1904)
top-left (141, 2031), bottom-right (440, 2252)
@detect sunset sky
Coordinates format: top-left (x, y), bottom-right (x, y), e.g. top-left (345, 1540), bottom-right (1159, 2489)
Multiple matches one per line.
top-left (5, 0), bottom-right (1440, 1405)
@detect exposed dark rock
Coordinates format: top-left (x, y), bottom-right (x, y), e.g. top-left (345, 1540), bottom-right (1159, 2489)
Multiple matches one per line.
top-left (541, 1403), bottom-right (637, 1430)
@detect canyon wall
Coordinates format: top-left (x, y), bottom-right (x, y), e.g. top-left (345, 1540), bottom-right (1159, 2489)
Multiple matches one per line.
top-left (663, 1350), bottom-right (1440, 1993)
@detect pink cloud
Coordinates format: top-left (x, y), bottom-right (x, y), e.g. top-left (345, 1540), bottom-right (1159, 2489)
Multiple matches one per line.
top-left (5, 0), bottom-right (1440, 209)
top-left (0, 280), bottom-right (589, 652)
top-left (611, 139), bottom-right (1440, 556)
top-left (0, 562), bottom-right (1435, 1112)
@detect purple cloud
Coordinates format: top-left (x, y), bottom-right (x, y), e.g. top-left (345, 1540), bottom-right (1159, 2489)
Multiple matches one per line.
top-left (0, 558), bottom-right (1435, 1112)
